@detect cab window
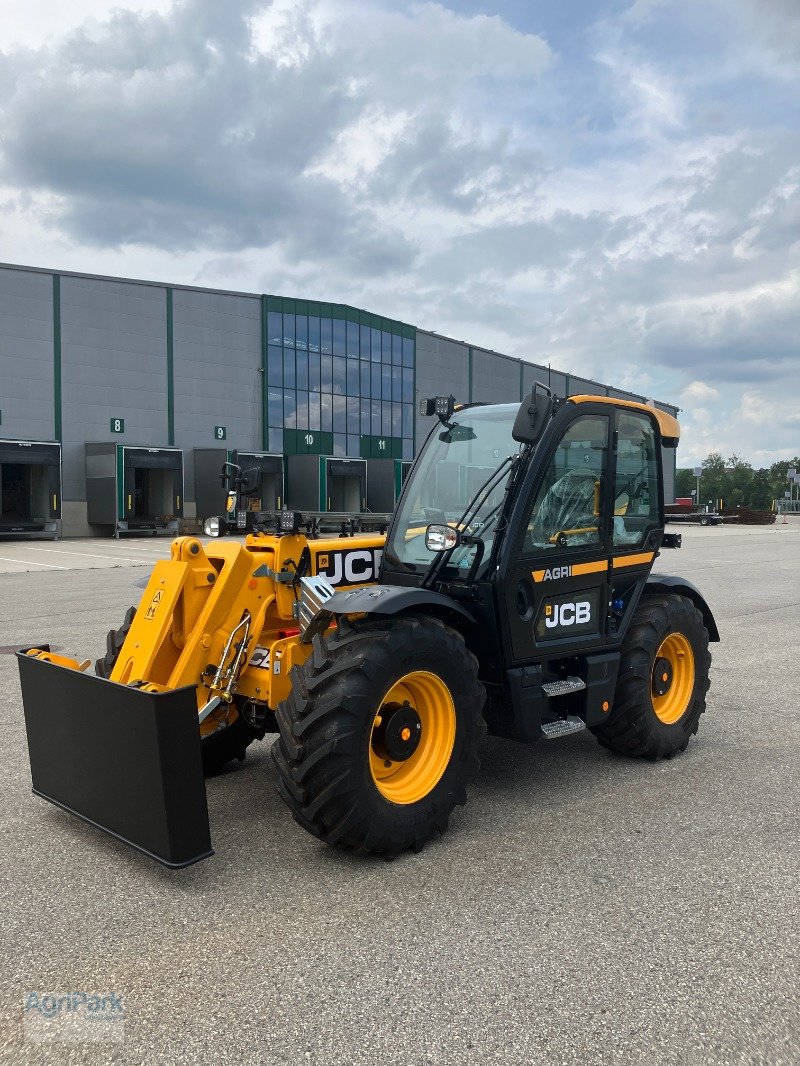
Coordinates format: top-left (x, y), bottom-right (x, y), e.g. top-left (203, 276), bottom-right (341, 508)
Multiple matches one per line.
top-left (612, 412), bottom-right (660, 548)
top-left (524, 416), bottom-right (609, 553)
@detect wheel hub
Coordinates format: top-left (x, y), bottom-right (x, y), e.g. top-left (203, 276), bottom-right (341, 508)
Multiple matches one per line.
top-left (371, 701), bottom-right (422, 762)
top-left (652, 656), bottom-right (673, 697)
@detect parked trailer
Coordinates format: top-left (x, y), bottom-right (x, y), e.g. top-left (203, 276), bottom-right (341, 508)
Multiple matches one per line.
top-left (665, 510), bottom-right (723, 526)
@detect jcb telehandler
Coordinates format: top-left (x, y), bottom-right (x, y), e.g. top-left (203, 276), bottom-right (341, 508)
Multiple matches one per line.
top-left (17, 387), bottom-right (717, 867)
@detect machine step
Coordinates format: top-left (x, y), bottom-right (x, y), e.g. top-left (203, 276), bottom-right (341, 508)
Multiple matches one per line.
top-left (540, 716), bottom-right (587, 739)
top-left (541, 677), bottom-right (586, 697)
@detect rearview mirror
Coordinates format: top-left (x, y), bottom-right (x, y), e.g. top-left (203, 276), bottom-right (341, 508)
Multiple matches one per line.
top-left (513, 382), bottom-right (554, 444)
top-left (425, 524), bottom-right (461, 552)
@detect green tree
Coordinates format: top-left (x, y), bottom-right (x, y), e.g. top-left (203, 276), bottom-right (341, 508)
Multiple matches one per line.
top-left (700, 453), bottom-right (726, 508)
top-left (675, 468), bottom-right (694, 498)
top-left (750, 469), bottom-right (773, 509)
top-left (724, 454), bottom-right (754, 510)
top-left (768, 457), bottom-right (800, 505)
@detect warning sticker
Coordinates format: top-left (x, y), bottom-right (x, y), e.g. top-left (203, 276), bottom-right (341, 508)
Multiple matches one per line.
top-left (145, 589), bottom-right (164, 620)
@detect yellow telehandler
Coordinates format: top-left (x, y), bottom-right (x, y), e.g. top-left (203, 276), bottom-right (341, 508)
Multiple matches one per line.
top-left (17, 387), bottom-right (717, 866)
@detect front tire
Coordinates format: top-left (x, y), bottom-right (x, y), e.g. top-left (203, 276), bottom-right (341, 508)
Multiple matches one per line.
top-left (273, 615), bottom-right (486, 855)
top-left (591, 594), bottom-right (711, 759)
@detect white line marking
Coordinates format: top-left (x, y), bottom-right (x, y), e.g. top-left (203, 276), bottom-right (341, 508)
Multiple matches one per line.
top-left (11, 546), bottom-right (161, 564)
top-left (0, 556), bottom-right (70, 570)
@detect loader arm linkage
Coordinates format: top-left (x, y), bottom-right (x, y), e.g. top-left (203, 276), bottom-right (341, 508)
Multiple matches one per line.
top-left (17, 532), bottom-right (384, 868)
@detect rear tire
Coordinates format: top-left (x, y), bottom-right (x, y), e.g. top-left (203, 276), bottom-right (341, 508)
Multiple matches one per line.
top-left (273, 615), bottom-right (486, 855)
top-left (95, 606), bottom-right (264, 776)
top-left (591, 594), bottom-right (711, 759)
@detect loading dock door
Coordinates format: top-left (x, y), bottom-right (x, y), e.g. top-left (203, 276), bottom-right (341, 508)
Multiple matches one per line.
top-left (235, 452), bottom-right (284, 511)
top-left (325, 459), bottom-right (367, 513)
top-left (0, 441), bottom-right (61, 533)
top-left (366, 458), bottom-right (395, 513)
top-left (122, 449), bottom-right (183, 526)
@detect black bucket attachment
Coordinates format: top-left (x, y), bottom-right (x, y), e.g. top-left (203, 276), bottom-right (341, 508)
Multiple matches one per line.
top-left (17, 650), bottom-right (213, 868)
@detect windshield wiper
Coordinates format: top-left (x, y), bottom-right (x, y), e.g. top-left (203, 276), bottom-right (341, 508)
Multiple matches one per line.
top-left (420, 453), bottom-right (518, 590)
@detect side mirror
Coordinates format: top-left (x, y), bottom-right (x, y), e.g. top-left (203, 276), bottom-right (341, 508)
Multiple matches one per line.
top-left (425, 524), bottom-right (461, 552)
top-left (239, 467), bottom-right (260, 495)
top-left (513, 381), bottom-right (554, 444)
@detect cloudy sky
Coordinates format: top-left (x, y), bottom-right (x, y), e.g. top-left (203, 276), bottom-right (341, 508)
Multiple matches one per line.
top-left (1, 0), bottom-right (798, 466)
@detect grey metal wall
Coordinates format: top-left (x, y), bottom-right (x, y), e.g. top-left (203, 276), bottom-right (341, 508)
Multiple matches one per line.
top-left (0, 267), bottom-right (54, 441)
top-left (522, 365), bottom-right (563, 397)
top-left (414, 331), bottom-right (470, 448)
top-left (173, 289), bottom-right (262, 501)
top-left (60, 276), bottom-right (168, 501)
top-left (0, 263), bottom-right (683, 528)
top-left (568, 375), bottom-right (605, 397)
top-left (471, 347), bottom-right (521, 404)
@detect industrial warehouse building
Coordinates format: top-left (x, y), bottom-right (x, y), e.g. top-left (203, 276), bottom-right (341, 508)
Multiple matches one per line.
top-left (0, 262), bottom-right (677, 538)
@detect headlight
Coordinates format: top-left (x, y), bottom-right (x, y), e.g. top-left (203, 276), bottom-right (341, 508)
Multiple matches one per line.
top-left (204, 516), bottom-right (221, 537)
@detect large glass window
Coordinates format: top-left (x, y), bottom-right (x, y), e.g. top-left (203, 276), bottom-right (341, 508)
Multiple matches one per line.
top-left (308, 392), bottom-right (321, 431)
top-left (282, 313), bottom-right (295, 347)
top-left (267, 304), bottom-right (413, 460)
top-left (523, 416), bottom-right (609, 553)
top-left (346, 321), bottom-right (359, 358)
top-left (267, 345), bottom-right (283, 386)
top-left (308, 350), bottom-right (320, 392)
top-left (295, 316), bottom-right (308, 351)
top-left (402, 403), bottom-right (413, 438)
top-left (332, 356), bottom-right (346, 395)
top-left (268, 388), bottom-right (283, 428)
top-left (347, 396), bottom-right (359, 433)
top-left (283, 349), bottom-right (296, 389)
top-left (296, 350), bottom-right (309, 391)
top-left (332, 319), bottom-right (346, 356)
top-left (308, 316), bottom-right (320, 353)
top-left (346, 359), bottom-right (360, 396)
top-left (320, 318), bottom-right (333, 354)
top-left (267, 312), bottom-right (283, 346)
top-left (332, 394), bottom-right (346, 433)
top-left (613, 412), bottom-right (660, 548)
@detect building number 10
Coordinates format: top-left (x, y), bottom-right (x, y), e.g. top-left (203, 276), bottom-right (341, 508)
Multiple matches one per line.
top-left (304, 433), bottom-right (315, 446)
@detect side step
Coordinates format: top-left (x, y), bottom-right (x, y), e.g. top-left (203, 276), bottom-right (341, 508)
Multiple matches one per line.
top-left (542, 677), bottom-right (586, 697)
top-left (540, 716), bottom-right (586, 740)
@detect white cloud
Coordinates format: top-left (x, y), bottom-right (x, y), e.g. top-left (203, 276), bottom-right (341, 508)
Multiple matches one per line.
top-left (682, 381), bottom-right (719, 403)
top-left (0, 0), bottom-right (797, 465)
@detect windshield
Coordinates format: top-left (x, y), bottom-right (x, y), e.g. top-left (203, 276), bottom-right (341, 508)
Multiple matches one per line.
top-left (387, 403), bottom-right (521, 572)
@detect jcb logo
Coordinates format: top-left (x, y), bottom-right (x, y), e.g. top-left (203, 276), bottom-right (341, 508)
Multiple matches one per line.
top-left (316, 548), bottom-right (383, 588)
top-left (545, 601), bottom-right (591, 628)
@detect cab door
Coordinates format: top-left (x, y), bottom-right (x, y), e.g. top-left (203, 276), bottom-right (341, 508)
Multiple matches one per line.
top-left (500, 410), bottom-right (613, 666)
top-left (606, 408), bottom-right (664, 637)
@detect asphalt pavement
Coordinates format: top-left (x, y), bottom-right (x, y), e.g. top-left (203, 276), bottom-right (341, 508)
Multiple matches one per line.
top-left (0, 520), bottom-right (798, 1065)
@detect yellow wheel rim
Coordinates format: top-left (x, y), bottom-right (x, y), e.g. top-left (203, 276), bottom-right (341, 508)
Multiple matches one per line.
top-left (652, 633), bottom-right (695, 724)
top-left (369, 671), bottom-right (456, 805)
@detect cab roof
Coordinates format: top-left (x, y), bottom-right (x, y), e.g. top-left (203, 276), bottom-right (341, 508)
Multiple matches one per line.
top-left (568, 395), bottom-right (680, 442)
